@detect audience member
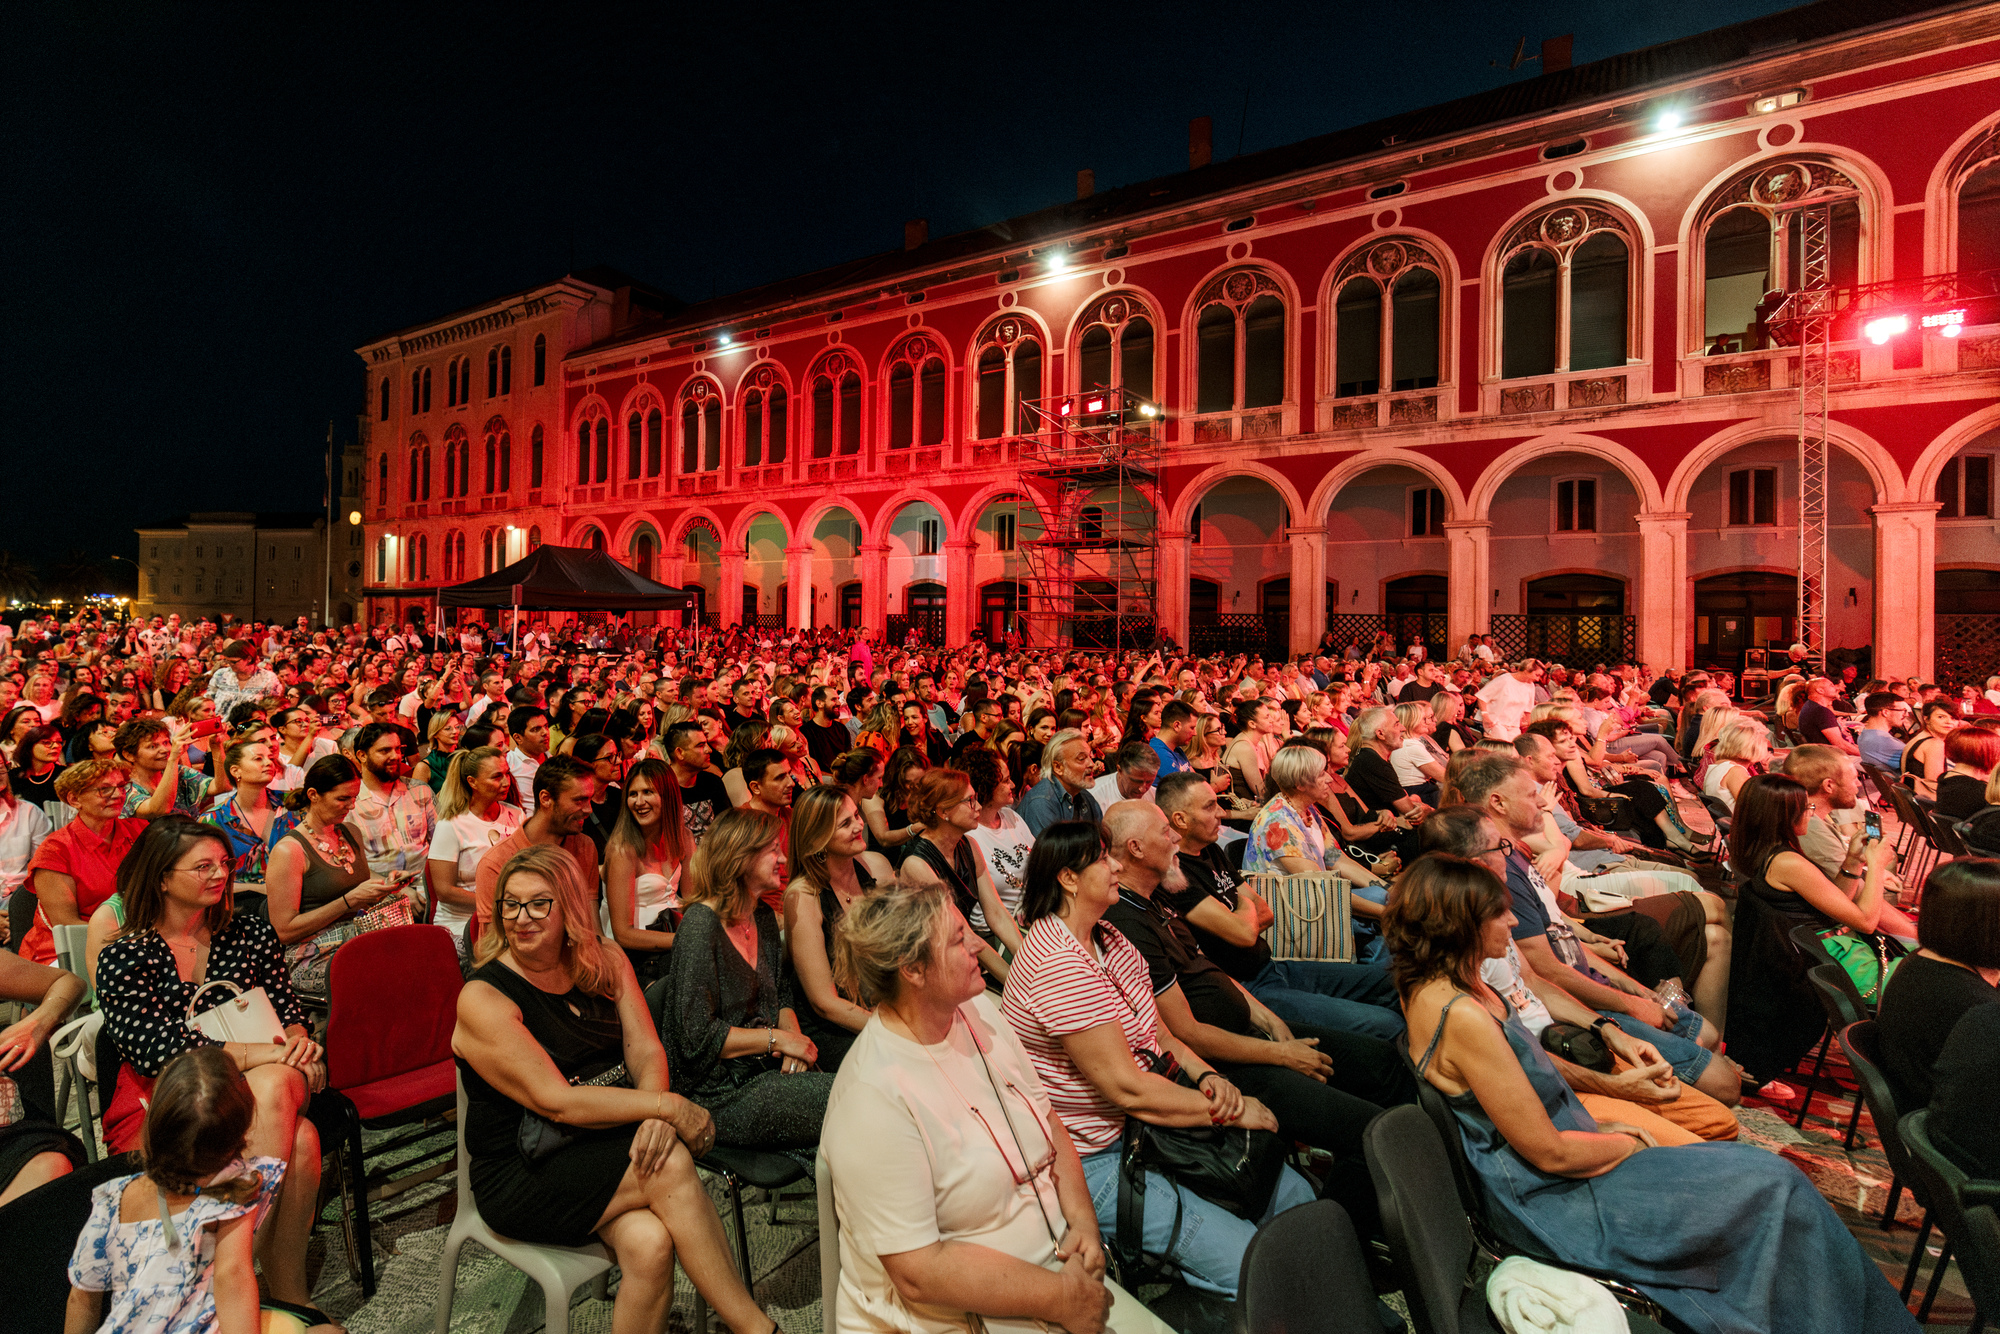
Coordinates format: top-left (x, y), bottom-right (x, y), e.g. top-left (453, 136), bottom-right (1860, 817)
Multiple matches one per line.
top-left (1875, 858), bottom-right (1999, 1110)
top-left (783, 785), bottom-right (892, 1074)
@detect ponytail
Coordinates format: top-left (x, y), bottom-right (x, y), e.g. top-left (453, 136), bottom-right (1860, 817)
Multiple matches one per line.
top-left (282, 753), bottom-right (358, 813)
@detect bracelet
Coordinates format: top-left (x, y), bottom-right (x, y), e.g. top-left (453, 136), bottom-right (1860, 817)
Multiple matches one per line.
top-left (1195, 1071), bottom-right (1219, 1089)
top-left (766, 1028), bottom-right (778, 1057)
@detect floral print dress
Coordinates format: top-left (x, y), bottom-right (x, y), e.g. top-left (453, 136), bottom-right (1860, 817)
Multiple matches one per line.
top-left (67, 1156), bottom-right (285, 1334)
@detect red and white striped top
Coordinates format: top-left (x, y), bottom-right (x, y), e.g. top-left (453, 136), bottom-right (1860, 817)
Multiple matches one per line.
top-left (1001, 914), bottom-right (1158, 1154)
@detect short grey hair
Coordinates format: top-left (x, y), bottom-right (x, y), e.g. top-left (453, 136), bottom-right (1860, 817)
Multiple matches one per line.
top-left (1041, 728), bottom-right (1087, 777)
top-left (1268, 744), bottom-right (1326, 795)
top-left (1351, 707), bottom-right (1393, 745)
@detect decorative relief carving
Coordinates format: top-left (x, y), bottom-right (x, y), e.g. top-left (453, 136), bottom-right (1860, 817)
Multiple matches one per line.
top-left (835, 460), bottom-right (858, 479)
top-left (1195, 267), bottom-right (1282, 309)
top-left (744, 365), bottom-right (784, 392)
top-left (1079, 292), bottom-right (1148, 329)
top-left (892, 334), bottom-right (938, 365)
top-left (1500, 206), bottom-right (1628, 258)
top-left (1702, 160), bottom-right (1859, 221)
top-left (1567, 376), bottom-right (1627, 408)
top-left (1332, 236), bottom-right (1443, 289)
top-left (1194, 418), bottom-right (1234, 443)
top-left (1389, 394), bottom-right (1439, 424)
top-left (1323, 402), bottom-right (1376, 431)
top-left (1703, 359), bottom-right (1771, 395)
top-left (1242, 410), bottom-right (1283, 439)
top-left (680, 378), bottom-right (716, 403)
top-left (810, 350), bottom-right (860, 379)
top-left (886, 455), bottom-right (910, 474)
top-left (979, 318), bottom-right (1029, 348)
top-left (1959, 335), bottom-right (2000, 371)
top-left (1499, 383), bottom-right (1556, 415)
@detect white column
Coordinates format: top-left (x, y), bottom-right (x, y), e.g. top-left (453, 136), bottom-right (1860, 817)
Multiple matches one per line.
top-left (1157, 530), bottom-right (1191, 651)
top-left (859, 543), bottom-right (891, 635)
top-left (1636, 511), bottom-right (1691, 670)
top-left (720, 550), bottom-right (745, 627)
top-left (1870, 502), bottom-right (1939, 681)
top-left (785, 544), bottom-right (814, 630)
top-left (1443, 521), bottom-right (1491, 652)
top-left (943, 540), bottom-right (977, 647)
top-left (1287, 526), bottom-right (1327, 659)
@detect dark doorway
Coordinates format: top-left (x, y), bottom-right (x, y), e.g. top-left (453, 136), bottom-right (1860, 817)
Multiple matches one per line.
top-left (1385, 575), bottom-right (1448, 659)
top-left (1524, 573), bottom-right (1628, 664)
top-left (981, 582), bottom-right (1022, 643)
top-left (903, 581), bottom-right (946, 645)
top-left (840, 582), bottom-right (862, 630)
top-left (1694, 571), bottom-right (1794, 667)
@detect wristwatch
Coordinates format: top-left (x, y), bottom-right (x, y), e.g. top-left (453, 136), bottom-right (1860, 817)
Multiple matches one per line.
top-left (1589, 1016), bottom-right (1615, 1035)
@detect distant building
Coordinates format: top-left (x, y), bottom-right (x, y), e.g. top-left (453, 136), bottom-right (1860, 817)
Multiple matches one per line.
top-left (358, 0), bottom-right (2000, 682)
top-left (136, 512), bottom-right (338, 626)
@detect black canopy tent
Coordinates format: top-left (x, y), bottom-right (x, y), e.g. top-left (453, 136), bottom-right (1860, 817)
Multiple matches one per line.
top-left (437, 545), bottom-right (702, 645)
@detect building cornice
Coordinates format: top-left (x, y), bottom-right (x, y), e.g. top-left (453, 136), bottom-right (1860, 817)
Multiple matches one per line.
top-left (358, 281), bottom-right (604, 364)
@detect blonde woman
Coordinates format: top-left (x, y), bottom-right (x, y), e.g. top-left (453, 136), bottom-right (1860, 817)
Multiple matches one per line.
top-left (454, 844), bottom-right (777, 1334)
top-left (768, 721), bottom-right (823, 789)
top-left (426, 746), bottom-right (523, 954)
top-left (603, 757), bottom-right (692, 987)
top-left (1702, 722), bottom-right (1769, 813)
top-left (658, 808), bottom-right (833, 1148)
top-left (782, 785), bottom-right (892, 1074)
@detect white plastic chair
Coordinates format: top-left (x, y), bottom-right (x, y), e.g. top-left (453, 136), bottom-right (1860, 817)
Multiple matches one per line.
top-left (49, 924), bottom-right (99, 1162)
top-left (815, 1149), bottom-right (839, 1322)
top-left (435, 1075), bottom-right (613, 1334)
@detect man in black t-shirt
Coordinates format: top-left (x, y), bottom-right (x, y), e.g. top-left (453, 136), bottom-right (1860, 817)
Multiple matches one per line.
top-left (1099, 800), bottom-right (1412, 1170)
top-left (663, 720), bottom-right (731, 846)
top-left (1346, 707), bottom-right (1429, 816)
top-left (1799, 676), bottom-right (1859, 755)
top-left (799, 686), bottom-right (852, 773)
top-left (1154, 774), bottom-right (1402, 1040)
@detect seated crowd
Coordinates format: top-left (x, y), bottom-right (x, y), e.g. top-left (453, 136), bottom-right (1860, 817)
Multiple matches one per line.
top-left (0, 608), bottom-right (1993, 1333)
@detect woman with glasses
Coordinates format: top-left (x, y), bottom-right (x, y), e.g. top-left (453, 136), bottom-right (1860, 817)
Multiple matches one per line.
top-left (822, 878), bottom-right (1171, 1334)
top-left (898, 769), bottom-right (1022, 991)
top-left (453, 843), bottom-right (781, 1334)
top-left (21, 760), bottom-right (148, 968)
top-left (92, 817), bottom-right (330, 1321)
top-left (570, 733), bottom-right (624, 856)
top-left (9, 724), bottom-right (65, 806)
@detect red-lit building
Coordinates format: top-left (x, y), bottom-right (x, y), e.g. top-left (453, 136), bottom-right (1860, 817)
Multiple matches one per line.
top-left (358, 0), bottom-right (2000, 683)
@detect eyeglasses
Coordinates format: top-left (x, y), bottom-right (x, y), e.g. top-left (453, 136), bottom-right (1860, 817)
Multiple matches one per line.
top-left (175, 859), bottom-right (229, 881)
top-left (967, 1080), bottom-right (1057, 1186)
top-left (86, 783), bottom-right (126, 800)
top-left (1478, 840), bottom-right (1515, 860)
top-left (499, 896), bottom-right (556, 920)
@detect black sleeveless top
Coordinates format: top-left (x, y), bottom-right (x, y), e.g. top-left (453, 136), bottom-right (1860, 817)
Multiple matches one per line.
top-left (905, 834), bottom-right (982, 935)
top-left (458, 959), bottom-right (622, 1163)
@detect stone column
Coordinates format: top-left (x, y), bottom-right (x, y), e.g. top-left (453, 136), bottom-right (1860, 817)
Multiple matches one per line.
top-left (1287, 526), bottom-right (1327, 659)
top-left (785, 544), bottom-right (814, 631)
top-left (1870, 502), bottom-right (1939, 681)
top-left (719, 550), bottom-right (746, 627)
top-left (942, 540), bottom-right (977, 646)
top-left (1635, 511), bottom-right (1691, 670)
top-left (1156, 529), bottom-right (1191, 651)
top-left (1443, 521), bottom-right (1491, 652)
top-left (859, 543), bottom-right (891, 635)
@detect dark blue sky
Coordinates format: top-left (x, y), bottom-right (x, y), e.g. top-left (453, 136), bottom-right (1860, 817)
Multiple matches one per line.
top-left (3, 0), bottom-right (1801, 571)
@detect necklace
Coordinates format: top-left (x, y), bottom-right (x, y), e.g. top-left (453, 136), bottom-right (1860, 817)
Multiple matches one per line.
top-left (304, 817), bottom-right (356, 873)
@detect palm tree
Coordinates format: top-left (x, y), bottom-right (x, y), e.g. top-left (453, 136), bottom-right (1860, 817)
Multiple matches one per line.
top-left (0, 550), bottom-right (38, 603)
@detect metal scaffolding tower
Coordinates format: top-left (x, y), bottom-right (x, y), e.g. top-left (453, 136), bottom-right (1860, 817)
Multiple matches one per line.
top-left (1792, 201), bottom-right (1836, 664)
top-left (1012, 387), bottom-right (1161, 652)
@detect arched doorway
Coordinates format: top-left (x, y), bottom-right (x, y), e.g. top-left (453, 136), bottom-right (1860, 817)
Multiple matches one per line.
top-left (980, 581), bottom-right (1024, 644)
top-left (1187, 476), bottom-right (1289, 656)
top-left (896, 581), bottom-right (947, 646)
top-left (1936, 567), bottom-right (2000, 689)
top-left (1694, 571), bottom-right (1795, 668)
top-left (1385, 575), bottom-right (1449, 660)
top-left (1523, 573), bottom-right (1630, 666)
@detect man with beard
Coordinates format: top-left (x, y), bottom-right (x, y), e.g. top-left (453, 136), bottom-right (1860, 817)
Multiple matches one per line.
top-left (344, 722), bottom-right (437, 895)
top-left (472, 754), bottom-right (599, 936)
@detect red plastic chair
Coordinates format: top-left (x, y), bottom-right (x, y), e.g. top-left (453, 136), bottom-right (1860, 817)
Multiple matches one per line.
top-left (325, 923), bottom-right (463, 1297)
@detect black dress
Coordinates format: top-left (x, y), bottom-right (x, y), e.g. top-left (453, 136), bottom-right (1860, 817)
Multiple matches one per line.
top-left (1875, 954), bottom-right (1998, 1111)
top-left (659, 902), bottom-right (832, 1150)
top-left (458, 960), bottom-right (634, 1247)
top-left (786, 863), bottom-right (877, 1074)
top-left (904, 834), bottom-right (1005, 990)
top-left (1724, 851), bottom-right (1842, 1084)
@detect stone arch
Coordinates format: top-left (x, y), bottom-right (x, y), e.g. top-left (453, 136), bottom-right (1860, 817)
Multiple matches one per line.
top-left (611, 514), bottom-right (666, 556)
top-left (568, 392), bottom-right (612, 431)
top-left (1306, 448), bottom-right (1467, 525)
top-left (1665, 418), bottom-right (1903, 511)
top-left (1477, 193), bottom-right (1653, 381)
top-left (726, 505), bottom-right (793, 551)
top-left (1925, 112), bottom-right (2000, 287)
top-left (616, 382), bottom-right (667, 421)
top-left (1167, 461), bottom-right (1306, 533)
top-left (1910, 401), bottom-right (2000, 502)
top-left (864, 487), bottom-right (956, 545)
top-left (874, 326), bottom-right (954, 379)
top-left (667, 508), bottom-right (727, 550)
top-left (956, 480), bottom-right (1052, 537)
top-left (1314, 227), bottom-right (1461, 401)
top-left (1469, 433), bottom-right (1666, 520)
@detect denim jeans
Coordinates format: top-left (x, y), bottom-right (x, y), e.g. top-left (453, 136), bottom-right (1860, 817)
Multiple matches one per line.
top-left (1080, 1145), bottom-right (1318, 1297)
top-left (1605, 1000), bottom-right (1713, 1083)
top-left (1248, 958), bottom-right (1405, 1042)
top-left (1349, 880), bottom-right (1391, 968)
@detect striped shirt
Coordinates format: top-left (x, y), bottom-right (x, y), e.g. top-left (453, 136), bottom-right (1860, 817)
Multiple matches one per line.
top-left (1000, 915), bottom-right (1157, 1154)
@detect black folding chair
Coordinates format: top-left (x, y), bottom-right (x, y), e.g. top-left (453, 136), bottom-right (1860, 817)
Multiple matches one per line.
top-left (0, 1150), bottom-right (141, 1334)
top-left (1803, 964), bottom-right (1869, 1148)
top-left (6, 887), bottom-right (37, 954)
top-left (1901, 1109), bottom-right (2000, 1331)
top-left (1841, 1021), bottom-right (1940, 1304)
top-left (1237, 1199), bottom-right (1382, 1334)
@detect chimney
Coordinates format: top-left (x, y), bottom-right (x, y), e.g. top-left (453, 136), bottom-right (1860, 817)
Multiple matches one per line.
top-left (1540, 34), bottom-right (1573, 72)
top-left (1076, 168), bottom-right (1095, 200)
top-left (1189, 116), bottom-right (1213, 170)
top-left (904, 218), bottom-right (928, 251)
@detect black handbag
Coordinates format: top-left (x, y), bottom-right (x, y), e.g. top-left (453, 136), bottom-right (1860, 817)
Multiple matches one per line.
top-left (516, 1059), bottom-right (631, 1165)
top-left (1539, 1022), bottom-right (1614, 1074)
top-left (1578, 794), bottom-right (1634, 830)
top-left (1113, 1051), bottom-right (1288, 1277)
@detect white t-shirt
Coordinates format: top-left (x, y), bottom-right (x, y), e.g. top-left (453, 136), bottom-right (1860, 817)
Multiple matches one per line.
top-left (1479, 940), bottom-right (1555, 1037)
top-left (1475, 674), bottom-right (1537, 741)
top-left (1087, 771), bottom-right (1154, 812)
top-left (1390, 737), bottom-right (1440, 788)
top-left (427, 803), bottom-right (524, 937)
top-left (966, 808), bottom-right (1033, 923)
top-left (822, 994), bottom-right (1064, 1334)
top-left (272, 737), bottom-right (338, 792)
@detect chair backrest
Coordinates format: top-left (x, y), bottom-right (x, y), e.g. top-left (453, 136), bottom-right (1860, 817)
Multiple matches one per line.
top-left (1928, 815), bottom-right (1969, 858)
top-left (1238, 1199), bottom-right (1381, 1334)
top-left (52, 923), bottom-right (88, 980)
top-left (1402, 1047), bottom-right (1485, 1221)
top-left (1806, 963), bottom-right (1867, 1031)
top-left (0, 1150), bottom-right (140, 1334)
top-left (7, 888), bottom-right (37, 954)
top-left (326, 924), bottom-right (463, 1094)
top-left (1839, 1021), bottom-right (1924, 1204)
top-left (453, 1073), bottom-right (474, 1210)
top-left (1363, 1104), bottom-right (1475, 1334)
top-left (1699, 793), bottom-right (1734, 830)
top-left (1900, 1110), bottom-right (2000, 1316)
top-left (815, 1150), bottom-right (840, 1323)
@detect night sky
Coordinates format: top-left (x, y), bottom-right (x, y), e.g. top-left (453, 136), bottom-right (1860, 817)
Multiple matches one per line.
top-left (5, 0), bottom-right (1803, 578)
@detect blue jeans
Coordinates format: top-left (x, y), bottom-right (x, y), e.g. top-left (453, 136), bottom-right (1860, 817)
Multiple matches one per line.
top-left (1080, 1145), bottom-right (1318, 1297)
top-left (1605, 1000), bottom-right (1713, 1083)
top-left (1349, 880), bottom-right (1391, 968)
top-left (1249, 958), bottom-right (1405, 1042)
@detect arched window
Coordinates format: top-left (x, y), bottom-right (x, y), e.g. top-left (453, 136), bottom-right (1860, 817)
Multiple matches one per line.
top-left (740, 366), bottom-right (788, 466)
top-left (645, 409), bottom-right (662, 476)
top-left (1954, 128), bottom-right (2000, 274)
top-left (481, 529), bottom-right (495, 575)
top-left (1074, 294), bottom-right (1156, 404)
top-left (886, 336), bottom-right (947, 449)
top-left (973, 319), bottom-right (1043, 439)
top-left (422, 366), bottom-right (432, 412)
top-left (500, 346), bottom-right (512, 394)
top-left (530, 424), bottom-right (544, 487)
top-left (447, 357), bottom-right (460, 407)
top-left (678, 381), bottom-right (723, 472)
top-left (628, 412), bottom-right (644, 478)
top-left (1697, 161), bottom-right (1860, 354)
top-left (804, 354), bottom-right (863, 458)
top-left (376, 453), bottom-right (389, 506)
top-left (633, 531), bottom-right (657, 581)
top-left (406, 440), bottom-right (421, 502)
top-left (484, 433), bottom-right (497, 493)
top-left (1193, 270), bottom-right (1286, 415)
top-left (379, 377), bottom-right (390, 421)
top-left (533, 334), bottom-right (547, 386)
top-left (1497, 205), bottom-right (1635, 379)
top-left (487, 348), bottom-right (499, 398)
top-left (498, 429), bottom-right (511, 491)
top-left (441, 426), bottom-right (467, 498)
top-left (595, 417), bottom-right (610, 482)
top-left (580, 527), bottom-right (607, 553)
top-left (1329, 239), bottom-right (1444, 398)
top-left (528, 525), bottom-right (542, 551)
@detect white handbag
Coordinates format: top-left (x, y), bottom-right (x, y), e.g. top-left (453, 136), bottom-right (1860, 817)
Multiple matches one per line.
top-left (186, 979), bottom-right (287, 1047)
top-left (1248, 873), bottom-right (1355, 963)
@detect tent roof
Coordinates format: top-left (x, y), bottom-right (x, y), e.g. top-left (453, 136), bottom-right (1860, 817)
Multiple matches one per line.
top-left (437, 545), bottom-right (700, 611)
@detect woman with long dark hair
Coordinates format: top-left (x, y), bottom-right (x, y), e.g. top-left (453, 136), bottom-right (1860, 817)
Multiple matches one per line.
top-left (782, 785), bottom-right (892, 1074)
top-left (603, 756), bottom-right (692, 986)
top-left (1386, 851), bottom-right (1918, 1334)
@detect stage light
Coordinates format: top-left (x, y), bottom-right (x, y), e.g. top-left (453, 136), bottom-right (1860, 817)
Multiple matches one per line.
top-left (1059, 401), bottom-right (1073, 417)
top-left (1139, 403), bottom-right (1158, 418)
top-left (1922, 309), bottom-right (1966, 338)
top-left (1864, 314), bottom-right (1909, 345)
top-left (348, 511), bottom-right (361, 525)
top-left (1085, 397), bottom-right (1106, 413)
